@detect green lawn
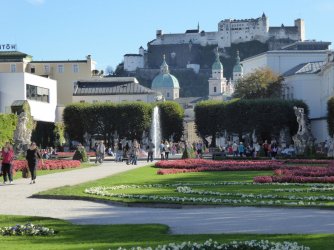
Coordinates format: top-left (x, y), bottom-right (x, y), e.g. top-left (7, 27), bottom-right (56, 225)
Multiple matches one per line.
top-left (0, 215), bottom-right (333, 250)
top-left (13, 162), bottom-right (96, 180)
top-left (37, 165), bottom-right (334, 208)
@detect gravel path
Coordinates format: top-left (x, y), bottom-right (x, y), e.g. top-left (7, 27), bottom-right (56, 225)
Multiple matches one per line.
top-left (1, 161), bottom-right (334, 234)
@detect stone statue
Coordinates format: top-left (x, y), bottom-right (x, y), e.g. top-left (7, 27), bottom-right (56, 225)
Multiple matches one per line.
top-left (13, 112), bottom-right (32, 154)
top-left (292, 106), bottom-right (314, 155)
top-left (252, 129), bottom-right (257, 144)
top-left (83, 132), bottom-right (91, 147)
top-left (327, 137), bottom-right (334, 157)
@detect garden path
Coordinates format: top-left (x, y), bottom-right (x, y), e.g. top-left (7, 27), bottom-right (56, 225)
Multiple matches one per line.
top-left (1, 161), bottom-right (334, 234)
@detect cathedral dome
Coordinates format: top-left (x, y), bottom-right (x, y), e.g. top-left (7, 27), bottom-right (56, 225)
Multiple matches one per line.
top-left (152, 55), bottom-right (180, 89)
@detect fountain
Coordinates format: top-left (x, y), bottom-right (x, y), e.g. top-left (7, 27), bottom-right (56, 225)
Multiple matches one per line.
top-left (150, 106), bottom-right (161, 158)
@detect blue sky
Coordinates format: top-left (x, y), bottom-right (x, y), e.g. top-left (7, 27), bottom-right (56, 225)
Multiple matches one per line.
top-left (2, 0), bottom-right (334, 71)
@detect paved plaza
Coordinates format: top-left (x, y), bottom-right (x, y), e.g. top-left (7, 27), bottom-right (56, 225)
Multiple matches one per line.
top-left (1, 161), bottom-right (334, 234)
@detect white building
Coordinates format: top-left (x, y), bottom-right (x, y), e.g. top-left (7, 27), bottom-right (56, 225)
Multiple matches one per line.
top-left (73, 77), bottom-right (161, 103)
top-left (124, 46), bottom-right (145, 72)
top-left (0, 72), bottom-right (57, 122)
top-left (150, 14), bottom-right (304, 48)
top-left (283, 55), bottom-right (334, 142)
top-left (241, 50), bottom-right (330, 76)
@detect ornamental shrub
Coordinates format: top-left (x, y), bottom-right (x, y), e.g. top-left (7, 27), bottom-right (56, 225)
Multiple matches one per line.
top-left (0, 113), bottom-right (17, 148)
top-left (72, 146), bottom-right (88, 162)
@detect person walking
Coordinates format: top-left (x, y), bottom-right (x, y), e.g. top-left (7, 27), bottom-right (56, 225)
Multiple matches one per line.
top-left (159, 141), bottom-right (165, 160)
top-left (147, 139), bottom-right (155, 162)
top-left (95, 141), bottom-right (105, 164)
top-left (164, 140), bottom-right (170, 160)
top-left (131, 139), bottom-right (140, 165)
top-left (26, 142), bottom-right (42, 184)
top-left (1, 142), bottom-right (14, 184)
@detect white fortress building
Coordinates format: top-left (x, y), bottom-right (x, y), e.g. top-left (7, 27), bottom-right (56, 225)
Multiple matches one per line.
top-left (150, 14), bottom-right (305, 48)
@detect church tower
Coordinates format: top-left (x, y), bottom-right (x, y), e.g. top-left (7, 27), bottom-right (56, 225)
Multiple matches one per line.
top-left (208, 48), bottom-right (229, 100)
top-left (233, 50), bottom-right (243, 82)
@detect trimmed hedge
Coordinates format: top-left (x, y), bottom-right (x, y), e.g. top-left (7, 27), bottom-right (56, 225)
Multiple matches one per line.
top-left (327, 97), bottom-right (334, 137)
top-left (0, 114), bottom-right (17, 148)
top-left (195, 99), bottom-right (308, 143)
top-left (158, 101), bottom-right (184, 142)
top-left (63, 102), bottom-right (183, 143)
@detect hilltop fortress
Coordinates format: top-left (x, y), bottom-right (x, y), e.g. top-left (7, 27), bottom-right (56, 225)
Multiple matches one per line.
top-left (151, 13), bottom-right (305, 48)
top-left (122, 14), bottom-right (321, 97)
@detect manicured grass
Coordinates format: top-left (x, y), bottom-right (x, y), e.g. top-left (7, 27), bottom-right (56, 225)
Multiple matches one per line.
top-left (0, 215), bottom-right (333, 250)
top-left (38, 165), bottom-right (334, 208)
top-left (13, 162), bottom-right (97, 180)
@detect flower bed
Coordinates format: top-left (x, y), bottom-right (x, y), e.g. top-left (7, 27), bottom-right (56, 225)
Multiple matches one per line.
top-left (117, 239), bottom-right (309, 250)
top-left (156, 159), bottom-right (284, 175)
top-left (84, 184), bottom-right (327, 206)
top-left (0, 223), bottom-right (55, 236)
top-left (254, 165), bottom-right (334, 184)
top-left (254, 175), bottom-right (334, 184)
top-left (11, 159), bottom-right (81, 173)
top-left (56, 151), bottom-right (96, 158)
top-left (283, 159), bottom-right (332, 164)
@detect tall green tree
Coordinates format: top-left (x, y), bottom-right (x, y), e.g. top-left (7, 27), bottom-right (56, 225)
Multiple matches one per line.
top-left (327, 97), bottom-right (334, 137)
top-left (233, 68), bottom-right (283, 99)
top-left (158, 101), bottom-right (184, 142)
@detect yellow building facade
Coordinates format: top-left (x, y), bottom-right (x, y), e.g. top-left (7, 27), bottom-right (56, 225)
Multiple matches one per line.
top-left (0, 51), bottom-right (96, 105)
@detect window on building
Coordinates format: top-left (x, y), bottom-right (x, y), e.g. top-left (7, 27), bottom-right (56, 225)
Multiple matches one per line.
top-left (214, 87), bottom-right (217, 93)
top-left (10, 64), bottom-right (16, 73)
top-left (26, 84), bottom-right (50, 103)
top-left (167, 92), bottom-right (170, 98)
top-left (44, 65), bottom-right (50, 73)
top-left (73, 64), bottom-right (79, 73)
top-left (80, 100), bottom-right (85, 103)
top-left (57, 64), bottom-right (64, 73)
top-left (30, 67), bottom-right (35, 74)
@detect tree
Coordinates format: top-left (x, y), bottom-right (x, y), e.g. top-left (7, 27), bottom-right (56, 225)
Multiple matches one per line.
top-left (105, 66), bottom-right (114, 76)
top-left (114, 62), bottom-right (124, 76)
top-left (233, 68), bottom-right (283, 99)
top-left (158, 101), bottom-right (184, 142)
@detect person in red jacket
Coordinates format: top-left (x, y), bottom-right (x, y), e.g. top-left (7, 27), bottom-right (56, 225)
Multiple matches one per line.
top-left (1, 142), bottom-right (14, 185)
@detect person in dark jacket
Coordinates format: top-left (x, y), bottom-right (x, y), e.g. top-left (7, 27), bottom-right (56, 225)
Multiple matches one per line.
top-left (26, 142), bottom-right (42, 184)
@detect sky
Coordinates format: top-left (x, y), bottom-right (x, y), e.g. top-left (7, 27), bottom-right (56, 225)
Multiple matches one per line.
top-left (2, 0), bottom-right (334, 71)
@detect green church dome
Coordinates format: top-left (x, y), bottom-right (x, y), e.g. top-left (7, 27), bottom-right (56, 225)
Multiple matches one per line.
top-left (212, 47), bottom-right (223, 70)
top-left (152, 55), bottom-right (180, 89)
top-left (233, 50), bottom-right (243, 73)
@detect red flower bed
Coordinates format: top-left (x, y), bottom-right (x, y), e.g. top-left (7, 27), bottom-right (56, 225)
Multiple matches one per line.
top-left (254, 164), bottom-right (334, 183)
top-left (11, 159), bottom-right (81, 173)
top-left (254, 175), bottom-right (334, 183)
top-left (156, 159), bottom-right (284, 175)
top-left (274, 166), bottom-right (334, 177)
top-left (283, 159), bottom-right (332, 164)
top-left (56, 151), bottom-right (96, 157)
top-left (155, 159), bottom-right (283, 169)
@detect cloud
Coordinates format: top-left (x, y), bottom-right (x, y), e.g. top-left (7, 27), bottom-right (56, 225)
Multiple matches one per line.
top-left (26, 0), bottom-right (45, 5)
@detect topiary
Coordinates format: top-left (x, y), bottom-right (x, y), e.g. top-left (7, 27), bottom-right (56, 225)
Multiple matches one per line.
top-left (72, 146), bottom-right (88, 162)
